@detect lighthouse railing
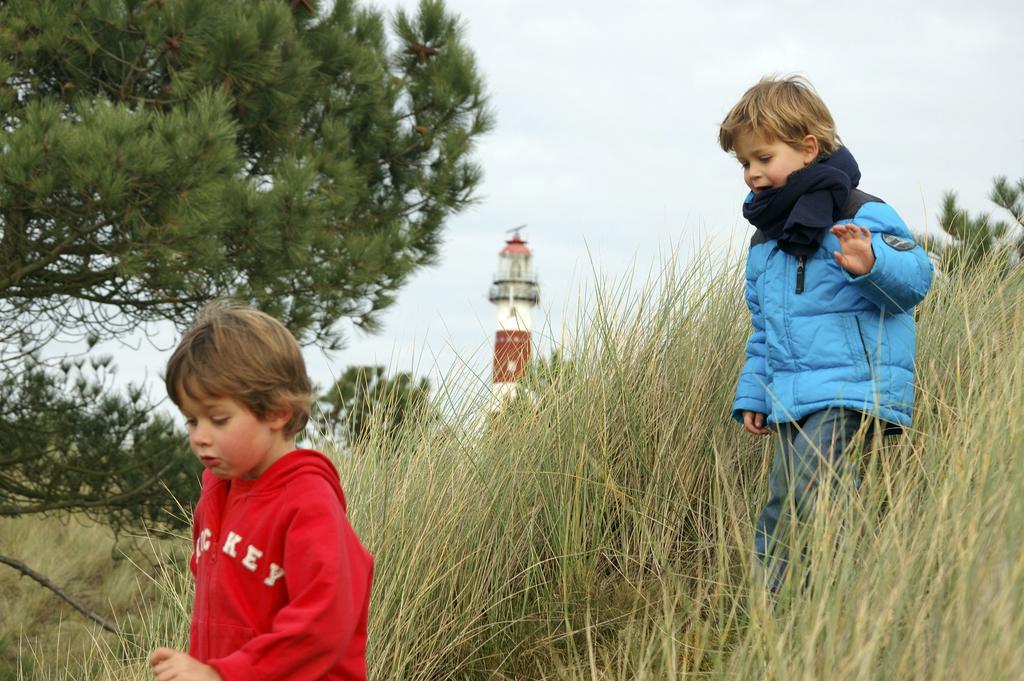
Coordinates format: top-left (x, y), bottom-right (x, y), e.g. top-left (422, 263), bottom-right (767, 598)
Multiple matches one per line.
top-left (488, 281), bottom-right (540, 304)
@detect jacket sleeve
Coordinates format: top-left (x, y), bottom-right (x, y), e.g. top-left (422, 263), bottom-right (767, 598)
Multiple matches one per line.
top-left (208, 482), bottom-right (371, 681)
top-left (731, 257), bottom-right (770, 423)
top-left (844, 203), bottom-right (934, 313)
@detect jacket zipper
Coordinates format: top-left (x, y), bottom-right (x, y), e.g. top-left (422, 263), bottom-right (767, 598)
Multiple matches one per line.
top-left (795, 255), bottom-right (807, 294)
top-left (854, 316), bottom-right (874, 379)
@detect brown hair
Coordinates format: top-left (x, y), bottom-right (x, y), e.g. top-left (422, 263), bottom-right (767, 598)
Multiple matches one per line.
top-left (719, 74), bottom-right (840, 155)
top-left (165, 302), bottom-right (313, 436)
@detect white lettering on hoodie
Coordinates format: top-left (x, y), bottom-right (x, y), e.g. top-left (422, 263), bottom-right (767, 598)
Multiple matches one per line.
top-left (222, 531), bottom-right (243, 558)
top-left (198, 526), bottom-right (284, 587)
top-left (195, 528), bottom-right (212, 558)
top-left (264, 563), bottom-right (286, 586)
top-left (242, 545), bottom-right (263, 571)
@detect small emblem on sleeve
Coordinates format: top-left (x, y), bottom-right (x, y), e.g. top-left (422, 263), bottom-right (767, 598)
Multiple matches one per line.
top-left (881, 234), bottom-right (916, 251)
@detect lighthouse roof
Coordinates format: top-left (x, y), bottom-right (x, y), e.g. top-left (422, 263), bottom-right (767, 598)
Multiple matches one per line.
top-left (500, 233), bottom-right (531, 256)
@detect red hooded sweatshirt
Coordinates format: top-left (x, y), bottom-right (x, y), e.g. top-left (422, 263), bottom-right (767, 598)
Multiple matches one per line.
top-left (188, 449), bottom-right (373, 680)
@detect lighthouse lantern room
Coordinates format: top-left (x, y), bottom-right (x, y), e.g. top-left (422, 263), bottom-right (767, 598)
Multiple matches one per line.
top-left (488, 228), bottom-right (540, 405)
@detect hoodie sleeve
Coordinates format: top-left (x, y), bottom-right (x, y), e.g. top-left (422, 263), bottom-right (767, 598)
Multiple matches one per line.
top-left (189, 527), bottom-right (198, 578)
top-left (731, 254), bottom-right (771, 422)
top-left (207, 479), bottom-right (372, 681)
top-left (189, 481), bottom-right (211, 579)
top-left (844, 202), bottom-right (934, 313)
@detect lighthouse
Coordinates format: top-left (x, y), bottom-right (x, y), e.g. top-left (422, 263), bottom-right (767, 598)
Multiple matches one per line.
top-left (488, 228), bottom-right (540, 407)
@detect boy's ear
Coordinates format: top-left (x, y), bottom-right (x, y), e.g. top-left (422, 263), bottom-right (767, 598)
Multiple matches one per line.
top-left (800, 134), bottom-right (820, 164)
top-left (266, 406), bottom-right (294, 432)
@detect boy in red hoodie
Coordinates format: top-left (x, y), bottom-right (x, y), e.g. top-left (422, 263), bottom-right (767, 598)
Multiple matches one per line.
top-left (151, 303), bottom-right (373, 681)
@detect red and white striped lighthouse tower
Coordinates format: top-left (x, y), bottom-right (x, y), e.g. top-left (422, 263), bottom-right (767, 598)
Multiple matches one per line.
top-left (488, 227), bottom-right (540, 407)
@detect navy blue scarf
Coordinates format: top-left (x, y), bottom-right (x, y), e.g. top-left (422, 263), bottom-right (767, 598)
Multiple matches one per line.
top-left (742, 147), bottom-right (861, 257)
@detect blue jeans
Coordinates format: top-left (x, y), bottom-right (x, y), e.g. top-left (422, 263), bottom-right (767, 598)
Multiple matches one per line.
top-left (754, 408), bottom-right (869, 593)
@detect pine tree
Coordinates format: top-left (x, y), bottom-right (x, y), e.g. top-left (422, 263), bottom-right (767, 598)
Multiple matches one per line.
top-left (0, 0), bottom-right (491, 531)
top-left (316, 365), bottom-right (431, 446)
top-left (937, 176), bottom-right (1024, 269)
top-left (0, 350), bottom-right (201, 532)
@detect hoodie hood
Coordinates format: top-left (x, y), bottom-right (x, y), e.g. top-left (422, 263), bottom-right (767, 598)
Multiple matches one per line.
top-left (201, 449), bottom-right (347, 511)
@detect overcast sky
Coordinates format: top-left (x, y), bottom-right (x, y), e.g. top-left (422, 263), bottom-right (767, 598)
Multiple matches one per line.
top-left (89, 0), bottom-right (1023, 411)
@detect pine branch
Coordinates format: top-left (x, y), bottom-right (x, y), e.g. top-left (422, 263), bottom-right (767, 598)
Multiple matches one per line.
top-left (0, 460), bottom-right (177, 517)
top-left (0, 553), bottom-right (120, 635)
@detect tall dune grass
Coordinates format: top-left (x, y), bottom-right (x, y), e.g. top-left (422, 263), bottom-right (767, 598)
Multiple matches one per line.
top-left (0, 516), bottom-right (184, 680)
top-left (9, 249), bottom-right (1024, 680)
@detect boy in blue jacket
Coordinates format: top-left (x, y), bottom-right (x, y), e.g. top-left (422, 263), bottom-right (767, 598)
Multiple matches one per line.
top-left (719, 75), bottom-right (933, 592)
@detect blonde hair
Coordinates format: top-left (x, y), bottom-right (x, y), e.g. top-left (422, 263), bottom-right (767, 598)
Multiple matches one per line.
top-left (165, 302), bottom-right (313, 436)
top-left (719, 75), bottom-right (840, 155)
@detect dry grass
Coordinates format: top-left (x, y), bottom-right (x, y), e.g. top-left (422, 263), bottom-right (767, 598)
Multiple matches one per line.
top-left (0, 516), bottom-right (188, 680)
top-left (5, 248), bottom-right (1023, 680)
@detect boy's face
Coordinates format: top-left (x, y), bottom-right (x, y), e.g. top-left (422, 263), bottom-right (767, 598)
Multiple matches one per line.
top-left (177, 390), bottom-right (294, 480)
top-left (733, 129), bottom-right (818, 194)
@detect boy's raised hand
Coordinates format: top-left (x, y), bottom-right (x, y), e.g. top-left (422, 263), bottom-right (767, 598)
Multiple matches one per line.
top-left (831, 224), bottom-right (875, 276)
top-left (150, 648), bottom-right (222, 681)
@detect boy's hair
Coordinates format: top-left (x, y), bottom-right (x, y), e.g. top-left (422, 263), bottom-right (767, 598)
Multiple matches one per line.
top-left (719, 75), bottom-right (840, 155)
top-left (165, 302), bottom-right (313, 436)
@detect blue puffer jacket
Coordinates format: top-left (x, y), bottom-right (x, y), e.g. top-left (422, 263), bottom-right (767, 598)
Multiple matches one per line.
top-left (732, 192), bottom-right (934, 428)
